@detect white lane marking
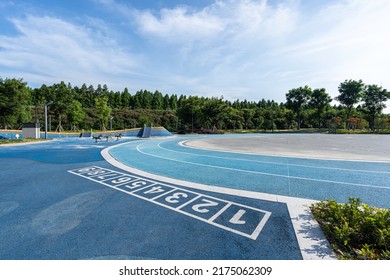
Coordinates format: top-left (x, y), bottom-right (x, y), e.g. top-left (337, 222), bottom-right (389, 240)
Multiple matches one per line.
top-left (176, 195), bottom-right (201, 210)
top-left (208, 203), bottom-right (231, 223)
top-left (136, 142), bottom-right (390, 190)
top-left (68, 166), bottom-right (271, 240)
top-left (101, 144), bottom-right (336, 260)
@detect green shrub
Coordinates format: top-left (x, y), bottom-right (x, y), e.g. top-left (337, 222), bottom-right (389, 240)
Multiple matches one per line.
top-left (310, 198), bottom-right (390, 260)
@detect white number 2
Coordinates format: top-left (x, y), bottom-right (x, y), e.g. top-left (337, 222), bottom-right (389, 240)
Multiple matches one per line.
top-left (192, 199), bottom-right (219, 213)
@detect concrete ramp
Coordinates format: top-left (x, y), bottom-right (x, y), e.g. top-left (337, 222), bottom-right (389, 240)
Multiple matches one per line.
top-left (79, 132), bottom-right (92, 138)
top-left (141, 125), bottom-right (152, 138)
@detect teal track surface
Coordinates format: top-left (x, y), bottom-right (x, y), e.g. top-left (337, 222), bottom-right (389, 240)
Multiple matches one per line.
top-left (1, 134), bottom-right (388, 260)
top-left (0, 137), bottom-right (302, 260)
top-left (108, 135), bottom-right (390, 209)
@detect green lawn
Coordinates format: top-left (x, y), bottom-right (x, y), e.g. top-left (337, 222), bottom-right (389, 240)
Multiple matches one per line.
top-left (0, 138), bottom-right (51, 145)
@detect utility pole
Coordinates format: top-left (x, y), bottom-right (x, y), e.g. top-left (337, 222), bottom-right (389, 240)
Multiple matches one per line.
top-left (44, 101), bottom-right (53, 139)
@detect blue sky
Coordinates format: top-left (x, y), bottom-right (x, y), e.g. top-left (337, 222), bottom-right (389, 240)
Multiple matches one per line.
top-left (0, 0), bottom-right (389, 108)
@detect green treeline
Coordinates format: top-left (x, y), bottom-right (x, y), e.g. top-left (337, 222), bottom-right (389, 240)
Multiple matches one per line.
top-left (1, 77), bottom-right (389, 133)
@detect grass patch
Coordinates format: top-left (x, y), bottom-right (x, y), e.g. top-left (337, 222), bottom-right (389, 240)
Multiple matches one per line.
top-left (329, 129), bottom-right (390, 134)
top-left (310, 198), bottom-right (390, 260)
top-left (222, 128), bottom-right (330, 134)
top-left (0, 138), bottom-right (51, 145)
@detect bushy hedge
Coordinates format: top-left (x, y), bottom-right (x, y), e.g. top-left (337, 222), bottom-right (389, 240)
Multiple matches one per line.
top-left (310, 198), bottom-right (390, 260)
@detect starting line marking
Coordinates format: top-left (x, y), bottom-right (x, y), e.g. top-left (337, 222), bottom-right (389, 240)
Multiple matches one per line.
top-left (68, 166), bottom-right (271, 240)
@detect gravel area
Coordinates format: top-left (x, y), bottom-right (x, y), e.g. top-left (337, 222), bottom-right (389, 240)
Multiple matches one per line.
top-left (184, 134), bottom-right (390, 162)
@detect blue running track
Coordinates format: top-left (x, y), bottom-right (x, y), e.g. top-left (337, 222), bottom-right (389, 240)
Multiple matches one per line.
top-left (0, 136), bottom-right (311, 260)
top-left (108, 136), bottom-right (390, 209)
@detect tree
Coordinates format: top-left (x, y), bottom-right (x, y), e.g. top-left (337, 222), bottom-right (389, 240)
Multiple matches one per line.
top-left (336, 79), bottom-right (364, 120)
top-left (86, 85), bottom-right (95, 107)
top-left (242, 109), bottom-right (254, 129)
top-left (285, 85), bottom-right (312, 130)
top-left (152, 90), bottom-right (164, 110)
top-left (252, 109), bottom-right (264, 130)
top-left (202, 97), bottom-right (229, 130)
top-left (163, 94), bottom-right (170, 110)
top-left (49, 81), bottom-right (74, 132)
top-left (95, 96), bottom-right (111, 130)
top-left (309, 88), bottom-right (332, 128)
top-left (170, 94), bottom-right (178, 111)
top-left (141, 90), bottom-right (153, 109)
top-left (113, 91), bottom-right (122, 108)
top-left (132, 92), bottom-right (142, 109)
top-left (0, 78), bottom-right (31, 129)
top-left (361, 84), bottom-right (389, 130)
top-left (95, 84), bottom-right (103, 97)
top-left (224, 107), bottom-right (243, 130)
top-left (176, 96), bottom-right (202, 131)
top-left (67, 100), bottom-right (85, 130)
top-left (121, 88), bottom-right (131, 108)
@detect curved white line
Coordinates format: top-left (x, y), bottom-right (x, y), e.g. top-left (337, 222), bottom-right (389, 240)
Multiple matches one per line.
top-left (100, 142), bottom-right (336, 260)
top-left (136, 142), bottom-right (390, 190)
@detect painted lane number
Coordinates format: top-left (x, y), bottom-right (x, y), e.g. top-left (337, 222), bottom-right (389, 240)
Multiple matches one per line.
top-left (69, 166), bottom-right (271, 240)
top-left (191, 198), bottom-right (219, 213)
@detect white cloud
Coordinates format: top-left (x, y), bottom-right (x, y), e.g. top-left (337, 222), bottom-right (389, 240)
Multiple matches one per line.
top-left (129, 0), bottom-right (390, 104)
top-left (128, 0), bottom-right (300, 98)
top-left (0, 15), bottom-right (139, 88)
top-left (133, 0), bottom-right (298, 46)
top-left (0, 0), bottom-right (389, 112)
top-left (134, 6), bottom-right (225, 44)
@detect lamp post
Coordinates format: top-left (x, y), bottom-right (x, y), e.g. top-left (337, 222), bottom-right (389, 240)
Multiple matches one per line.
top-left (110, 116), bottom-right (113, 131)
top-left (44, 101), bottom-right (53, 139)
top-left (191, 108), bottom-right (194, 133)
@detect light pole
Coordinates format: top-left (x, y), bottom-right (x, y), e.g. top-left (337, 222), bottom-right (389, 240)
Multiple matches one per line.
top-left (110, 116), bottom-right (113, 131)
top-left (44, 101), bottom-right (53, 139)
top-left (191, 108), bottom-right (194, 133)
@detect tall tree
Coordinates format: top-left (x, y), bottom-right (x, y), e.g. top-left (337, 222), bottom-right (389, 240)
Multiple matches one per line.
top-left (170, 94), bottom-right (178, 111)
top-left (95, 84), bottom-right (103, 97)
top-left (242, 109), bottom-right (254, 129)
top-left (87, 85), bottom-right (95, 108)
top-left (176, 96), bottom-right (202, 131)
top-left (121, 88), bottom-right (131, 108)
top-left (67, 100), bottom-right (85, 130)
top-left (0, 78), bottom-right (31, 129)
top-left (152, 90), bottom-right (164, 110)
top-left (224, 107), bottom-right (244, 129)
top-left (285, 85), bottom-right (312, 130)
top-left (336, 79), bottom-right (365, 120)
top-left (202, 97), bottom-right (229, 130)
top-left (50, 81), bottom-right (74, 132)
top-left (163, 94), bottom-right (171, 110)
top-left (141, 90), bottom-right (153, 109)
top-left (95, 96), bottom-right (111, 130)
top-left (361, 84), bottom-right (389, 130)
top-left (309, 88), bottom-right (332, 128)
top-left (113, 91), bottom-right (122, 108)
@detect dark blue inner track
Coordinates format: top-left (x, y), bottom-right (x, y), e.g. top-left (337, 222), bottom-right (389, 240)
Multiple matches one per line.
top-left (0, 137), bottom-right (302, 260)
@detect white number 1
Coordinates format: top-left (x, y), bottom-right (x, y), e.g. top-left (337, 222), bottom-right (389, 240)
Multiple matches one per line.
top-left (229, 209), bottom-right (246, 225)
